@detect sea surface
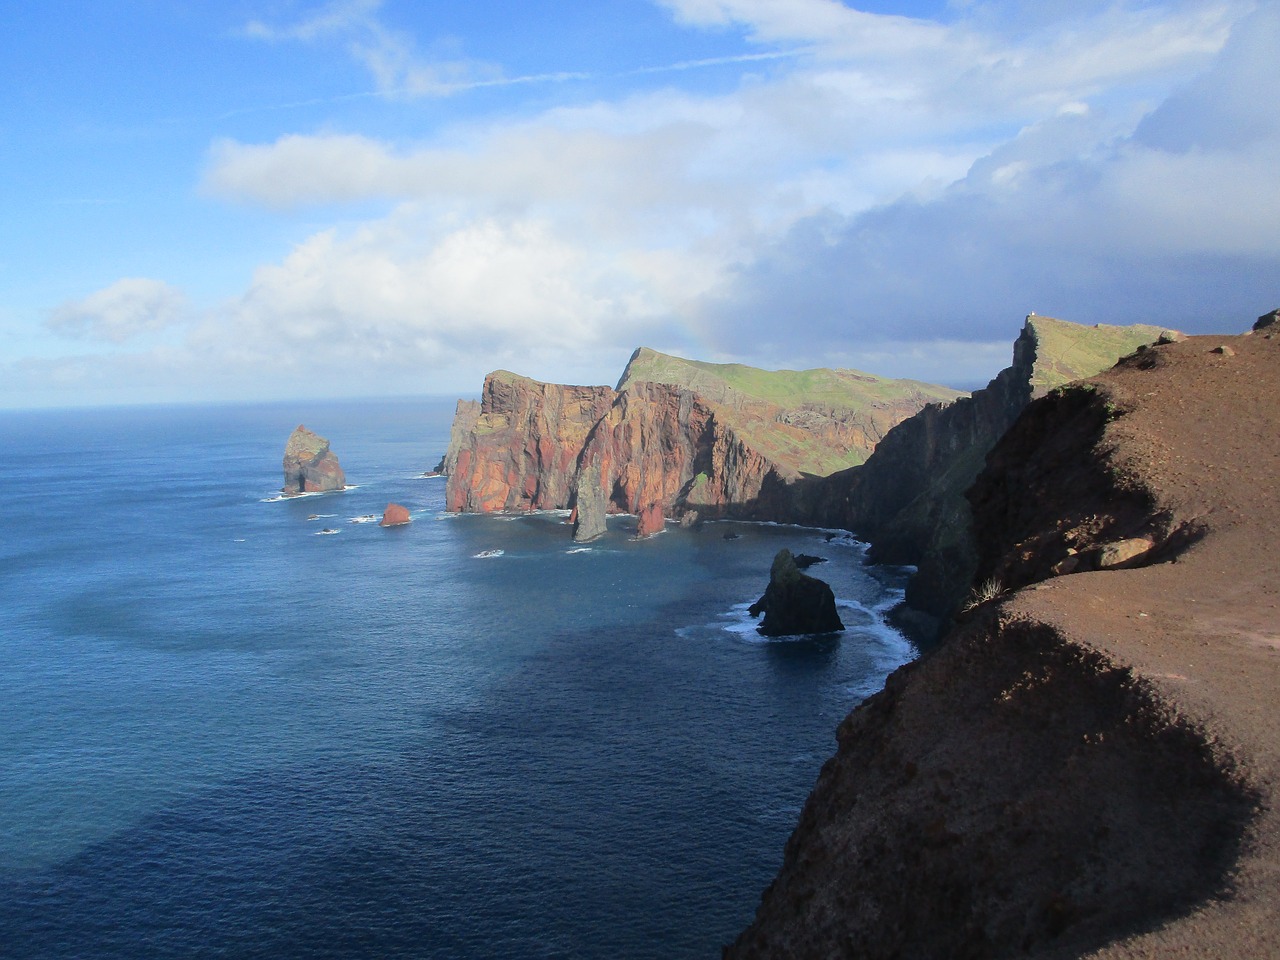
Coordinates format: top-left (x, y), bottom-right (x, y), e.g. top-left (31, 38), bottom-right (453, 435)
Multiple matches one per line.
top-left (0, 398), bottom-right (916, 959)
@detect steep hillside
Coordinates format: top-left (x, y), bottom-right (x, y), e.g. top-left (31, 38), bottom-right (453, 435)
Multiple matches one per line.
top-left (617, 347), bottom-right (961, 477)
top-left (796, 316), bottom-right (1170, 638)
top-left (727, 317), bottom-right (1280, 959)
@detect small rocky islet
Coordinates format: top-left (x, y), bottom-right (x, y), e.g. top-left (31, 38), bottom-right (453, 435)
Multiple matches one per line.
top-left (281, 424), bottom-right (346, 495)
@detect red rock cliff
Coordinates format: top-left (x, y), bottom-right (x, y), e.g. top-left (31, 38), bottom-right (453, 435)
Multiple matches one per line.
top-left (444, 371), bottom-right (615, 513)
top-left (443, 349), bottom-right (957, 526)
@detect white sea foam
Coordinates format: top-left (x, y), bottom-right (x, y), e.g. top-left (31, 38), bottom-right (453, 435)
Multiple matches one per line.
top-left (565, 547), bottom-right (593, 555)
top-left (259, 487), bottom-right (352, 503)
top-left (348, 515), bottom-right (381, 524)
top-left (473, 549), bottom-right (505, 559)
top-left (315, 528), bottom-right (341, 536)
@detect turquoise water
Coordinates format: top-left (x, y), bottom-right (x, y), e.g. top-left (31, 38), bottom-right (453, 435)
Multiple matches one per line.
top-left (0, 398), bottom-right (914, 958)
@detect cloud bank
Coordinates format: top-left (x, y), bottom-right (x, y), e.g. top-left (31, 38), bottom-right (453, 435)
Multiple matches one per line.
top-left (10, 0), bottom-right (1275, 408)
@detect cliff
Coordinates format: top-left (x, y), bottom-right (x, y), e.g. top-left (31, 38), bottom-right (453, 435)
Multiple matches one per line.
top-left (444, 349), bottom-right (960, 524)
top-left (444, 372), bottom-right (615, 513)
top-left (726, 320), bottom-right (1280, 959)
top-left (282, 424), bottom-right (345, 494)
top-left (795, 316), bottom-right (1169, 637)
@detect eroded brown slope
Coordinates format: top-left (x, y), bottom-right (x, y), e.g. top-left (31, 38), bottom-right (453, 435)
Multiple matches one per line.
top-left (727, 320), bottom-right (1280, 959)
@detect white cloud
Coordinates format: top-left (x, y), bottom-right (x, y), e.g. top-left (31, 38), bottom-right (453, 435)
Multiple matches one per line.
top-left (46, 279), bottom-right (187, 344)
top-left (244, 0), bottom-right (506, 98)
top-left (18, 1), bottom-right (1270, 410)
top-left (692, 4), bottom-right (1280, 350)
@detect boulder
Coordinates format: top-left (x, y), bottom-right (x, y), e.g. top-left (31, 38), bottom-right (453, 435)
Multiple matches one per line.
top-left (379, 503), bottom-right (411, 527)
top-left (749, 549), bottom-right (844, 636)
top-left (282, 425), bottom-right (345, 495)
top-left (636, 501), bottom-right (665, 538)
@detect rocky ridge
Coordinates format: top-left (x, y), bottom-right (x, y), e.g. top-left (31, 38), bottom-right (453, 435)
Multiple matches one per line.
top-left (793, 316), bottom-right (1169, 638)
top-left (726, 319), bottom-right (1280, 959)
top-left (443, 349), bottom-right (960, 528)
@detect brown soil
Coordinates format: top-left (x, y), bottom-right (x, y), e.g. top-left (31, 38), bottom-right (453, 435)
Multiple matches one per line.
top-left (1005, 326), bottom-right (1280, 957)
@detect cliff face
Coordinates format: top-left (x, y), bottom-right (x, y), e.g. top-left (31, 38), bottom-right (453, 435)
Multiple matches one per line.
top-left (444, 371), bottom-right (615, 513)
top-left (443, 349), bottom-right (958, 524)
top-left (728, 323), bottom-right (1280, 959)
top-left (796, 316), bottom-right (1168, 635)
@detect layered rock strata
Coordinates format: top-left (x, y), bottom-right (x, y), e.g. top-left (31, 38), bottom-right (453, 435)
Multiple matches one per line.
top-left (443, 350), bottom-right (960, 528)
top-left (727, 324), bottom-right (1280, 959)
top-left (445, 372), bottom-right (614, 513)
top-left (282, 425), bottom-right (346, 494)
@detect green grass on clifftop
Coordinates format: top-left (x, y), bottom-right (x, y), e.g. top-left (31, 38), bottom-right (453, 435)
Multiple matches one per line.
top-left (617, 347), bottom-right (965, 476)
top-left (617, 347), bottom-right (963, 408)
top-left (1027, 317), bottom-right (1168, 393)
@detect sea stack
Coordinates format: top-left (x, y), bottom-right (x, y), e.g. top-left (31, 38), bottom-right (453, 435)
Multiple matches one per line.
top-left (282, 425), bottom-right (346, 495)
top-left (380, 503), bottom-right (411, 527)
top-left (749, 549), bottom-right (844, 636)
top-left (572, 461), bottom-right (608, 543)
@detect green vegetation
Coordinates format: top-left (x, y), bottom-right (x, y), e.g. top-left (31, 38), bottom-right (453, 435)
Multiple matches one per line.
top-left (615, 347), bottom-right (965, 476)
top-left (1026, 317), bottom-right (1166, 394)
top-left (618, 346), bottom-right (961, 407)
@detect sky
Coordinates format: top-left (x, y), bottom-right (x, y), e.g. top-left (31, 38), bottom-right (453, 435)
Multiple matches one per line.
top-left (2, 0), bottom-right (1277, 408)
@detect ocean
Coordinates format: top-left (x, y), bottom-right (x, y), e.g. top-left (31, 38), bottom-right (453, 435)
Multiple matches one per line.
top-left (0, 397), bottom-right (915, 959)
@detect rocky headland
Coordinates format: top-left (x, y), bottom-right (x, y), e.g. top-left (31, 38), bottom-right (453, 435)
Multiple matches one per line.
top-left (789, 315), bottom-right (1170, 639)
top-left (443, 348), bottom-right (961, 526)
top-left (282, 424), bottom-right (346, 495)
top-left (725, 315), bottom-right (1280, 958)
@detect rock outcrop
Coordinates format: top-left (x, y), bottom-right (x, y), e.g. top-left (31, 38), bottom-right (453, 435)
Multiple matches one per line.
top-left (748, 549), bottom-right (844, 636)
top-left (727, 324), bottom-right (1280, 959)
top-left (571, 461), bottom-right (608, 543)
top-left (793, 316), bottom-right (1168, 639)
top-left (442, 349), bottom-right (960, 528)
top-left (445, 371), bottom-right (615, 513)
top-left (282, 425), bottom-right (346, 495)
top-left (379, 503), bottom-right (411, 527)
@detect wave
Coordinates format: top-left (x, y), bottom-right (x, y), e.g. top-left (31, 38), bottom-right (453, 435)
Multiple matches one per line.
top-left (259, 486), bottom-right (354, 503)
top-left (473, 549), bottom-right (505, 559)
top-left (348, 515), bottom-right (381, 524)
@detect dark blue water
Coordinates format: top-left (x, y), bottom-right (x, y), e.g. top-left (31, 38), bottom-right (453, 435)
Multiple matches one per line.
top-left (0, 398), bottom-right (914, 959)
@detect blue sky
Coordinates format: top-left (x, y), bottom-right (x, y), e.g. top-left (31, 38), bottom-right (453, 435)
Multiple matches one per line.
top-left (2, 0), bottom-right (1275, 408)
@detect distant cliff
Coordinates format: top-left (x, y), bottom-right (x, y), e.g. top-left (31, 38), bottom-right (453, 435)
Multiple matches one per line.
top-left (793, 316), bottom-right (1169, 637)
top-left (443, 349), bottom-right (961, 526)
top-left (726, 322), bottom-right (1280, 960)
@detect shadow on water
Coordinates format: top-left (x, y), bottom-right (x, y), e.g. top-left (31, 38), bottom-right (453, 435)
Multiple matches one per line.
top-left (760, 632), bottom-right (842, 671)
